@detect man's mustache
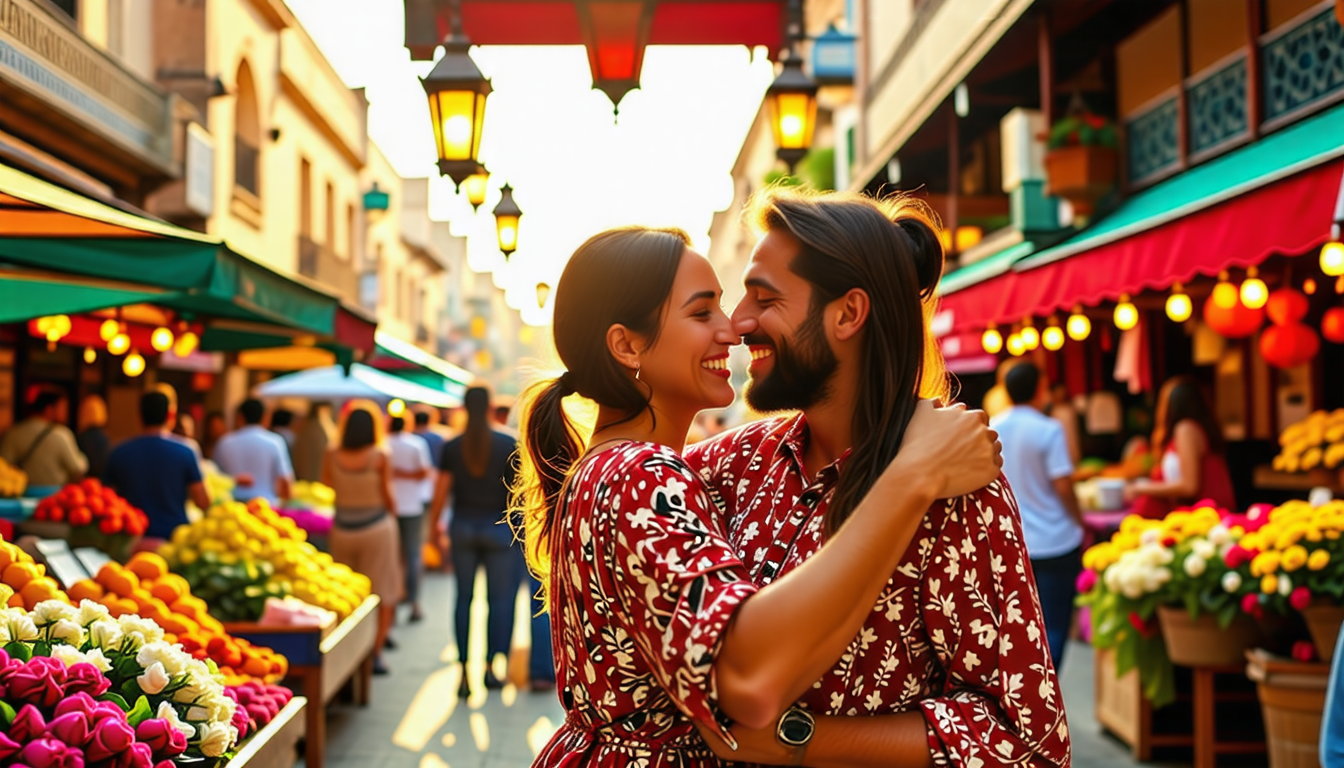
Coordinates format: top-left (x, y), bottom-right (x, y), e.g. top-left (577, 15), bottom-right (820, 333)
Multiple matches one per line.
top-left (742, 334), bottom-right (774, 347)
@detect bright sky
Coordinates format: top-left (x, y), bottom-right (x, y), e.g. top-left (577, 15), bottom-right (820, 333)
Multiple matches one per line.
top-left (286, 0), bottom-right (775, 326)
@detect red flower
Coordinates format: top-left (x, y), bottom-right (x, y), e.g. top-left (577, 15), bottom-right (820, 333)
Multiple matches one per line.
top-left (1290, 586), bottom-right (1313, 611)
top-left (1292, 640), bottom-right (1318, 662)
top-left (1084, 114), bottom-right (1106, 129)
top-left (1241, 593), bottom-right (1263, 616)
top-left (1225, 545), bottom-right (1253, 569)
top-left (1076, 570), bottom-right (1098, 593)
top-left (1127, 612), bottom-right (1157, 638)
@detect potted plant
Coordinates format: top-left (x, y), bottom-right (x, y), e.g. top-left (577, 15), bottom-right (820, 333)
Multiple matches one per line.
top-left (1042, 109), bottom-right (1119, 216)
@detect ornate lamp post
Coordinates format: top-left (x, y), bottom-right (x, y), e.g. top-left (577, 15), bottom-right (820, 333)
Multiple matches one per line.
top-left (421, 0), bottom-right (491, 189)
top-left (493, 183), bottom-right (522, 258)
top-left (766, 0), bottom-right (819, 172)
top-left (463, 169), bottom-right (489, 212)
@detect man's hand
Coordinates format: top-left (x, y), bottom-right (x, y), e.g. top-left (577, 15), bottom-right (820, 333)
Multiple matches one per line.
top-left (692, 718), bottom-right (795, 764)
top-left (891, 400), bottom-right (1002, 499)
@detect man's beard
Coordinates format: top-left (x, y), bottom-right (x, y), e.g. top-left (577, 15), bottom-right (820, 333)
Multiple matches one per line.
top-left (744, 306), bottom-right (839, 413)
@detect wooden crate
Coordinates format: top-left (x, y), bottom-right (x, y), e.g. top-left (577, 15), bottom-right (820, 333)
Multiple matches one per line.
top-left (1094, 646), bottom-right (1195, 760)
top-left (227, 697), bottom-right (307, 768)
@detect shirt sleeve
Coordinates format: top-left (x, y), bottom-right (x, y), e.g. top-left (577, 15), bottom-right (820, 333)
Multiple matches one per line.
top-left (58, 428), bottom-right (89, 477)
top-left (605, 448), bottom-right (759, 747)
top-left (275, 436), bottom-right (295, 479)
top-left (918, 480), bottom-right (1071, 768)
top-left (1044, 423), bottom-right (1074, 481)
top-left (184, 447), bottom-right (204, 484)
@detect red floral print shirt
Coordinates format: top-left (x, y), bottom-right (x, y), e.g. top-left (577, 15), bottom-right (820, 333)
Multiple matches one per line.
top-left (685, 415), bottom-right (1071, 768)
top-left (534, 441), bottom-right (759, 768)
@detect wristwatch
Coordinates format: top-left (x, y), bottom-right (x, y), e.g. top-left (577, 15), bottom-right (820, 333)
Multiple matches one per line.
top-left (775, 705), bottom-right (816, 765)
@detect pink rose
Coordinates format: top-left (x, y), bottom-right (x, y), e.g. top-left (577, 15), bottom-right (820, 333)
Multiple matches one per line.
top-left (1076, 569), bottom-right (1098, 593)
top-left (86, 717), bottom-right (135, 763)
top-left (123, 742), bottom-right (153, 768)
top-left (246, 702), bottom-right (269, 727)
top-left (135, 719), bottom-right (186, 759)
top-left (10, 704), bottom-right (48, 743)
top-left (1291, 586), bottom-right (1314, 612)
top-left (46, 712), bottom-right (92, 748)
top-left (53, 693), bottom-right (96, 722)
top-left (62, 663), bottom-right (110, 698)
top-left (19, 737), bottom-right (84, 768)
top-left (1293, 640), bottom-right (1318, 662)
top-left (8, 659), bottom-right (67, 709)
top-left (90, 702), bottom-right (126, 724)
top-left (0, 732), bottom-right (22, 760)
top-left (231, 705), bottom-right (251, 739)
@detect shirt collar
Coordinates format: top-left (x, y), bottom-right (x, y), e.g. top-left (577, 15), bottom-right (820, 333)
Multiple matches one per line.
top-left (779, 413), bottom-right (851, 487)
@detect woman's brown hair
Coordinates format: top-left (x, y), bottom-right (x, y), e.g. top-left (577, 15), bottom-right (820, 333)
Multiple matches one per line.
top-left (460, 386), bottom-right (493, 477)
top-left (511, 226), bottom-right (690, 589)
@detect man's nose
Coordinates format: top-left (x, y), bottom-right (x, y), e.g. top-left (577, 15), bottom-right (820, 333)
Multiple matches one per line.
top-left (731, 312), bottom-right (758, 337)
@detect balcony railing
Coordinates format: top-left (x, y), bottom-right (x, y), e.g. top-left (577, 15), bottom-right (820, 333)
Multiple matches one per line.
top-left (235, 137), bottom-right (260, 197)
top-left (297, 235), bottom-right (359, 299)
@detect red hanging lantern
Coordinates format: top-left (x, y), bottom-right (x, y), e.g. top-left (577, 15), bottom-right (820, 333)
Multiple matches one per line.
top-left (1203, 295), bottom-right (1264, 338)
top-left (1322, 307), bottom-right (1344, 343)
top-left (1266, 288), bottom-right (1310, 326)
top-left (1260, 323), bottom-right (1320, 368)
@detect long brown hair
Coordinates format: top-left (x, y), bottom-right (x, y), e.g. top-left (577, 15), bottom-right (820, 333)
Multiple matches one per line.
top-left (511, 226), bottom-right (689, 588)
top-left (460, 386), bottom-right (493, 477)
top-left (1152, 375), bottom-right (1225, 456)
top-left (748, 188), bottom-right (949, 536)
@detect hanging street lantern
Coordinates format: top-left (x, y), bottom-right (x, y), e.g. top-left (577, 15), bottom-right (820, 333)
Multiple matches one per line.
top-left (151, 326), bottom-right (175, 353)
top-left (1240, 266), bottom-right (1269, 309)
top-left (463, 170), bottom-right (489, 212)
top-left (1166, 284), bottom-right (1193, 323)
top-left (493, 183), bottom-right (522, 258)
top-left (981, 324), bottom-right (1003, 354)
top-left (1066, 307), bottom-right (1092, 341)
top-left (766, 51), bottom-right (819, 173)
top-left (1114, 295), bottom-right (1139, 331)
top-left (123, 349), bottom-right (146, 377)
top-left (363, 182), bottom-right (391, 213)
top-left (536, 282), bottom-right (551, 309)
top-left (422, 0), bottom-right (491, 190)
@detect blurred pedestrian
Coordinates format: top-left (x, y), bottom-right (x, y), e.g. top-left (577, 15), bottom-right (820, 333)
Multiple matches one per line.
top-left (270, 408), bottom-right (297, 461)
top-left (294, 402), bottom-right (334, 482)
top-left (1047, 384), bottom-right (1082, 465)
top-left (105, 391), bottom-right (209, 544)
top-left (991, 363), bottom-right (1083, 666)
top-left (429, 386), bottom-right (522, 695)
top-left (202, 412), bottom-right (227, 459)
top-left (0, 389), bottom-right (86, 488)
top-left (388, 415), bottom-right (433, 624)
top-left (414, 409), bottom-right (448, 573)
top-left (323, 401), bottom-right (399, 675)
top-left (1126, 375), bottom-right (1236, 516)
top-left (213, 399), bottom-right (293, 506)
top-left (153, 384), bottom-right (202, 463)
top-left (76, 394), bottom-right (110, 480)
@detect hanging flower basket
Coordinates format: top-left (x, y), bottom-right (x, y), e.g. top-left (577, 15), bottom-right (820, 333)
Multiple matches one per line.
top-left (1043, 145), bottom-right (1117, 216)
top-left (1156, 605), bottom-right (1261, 667)
top-left (1301, 601), bottom-right (1344, 661)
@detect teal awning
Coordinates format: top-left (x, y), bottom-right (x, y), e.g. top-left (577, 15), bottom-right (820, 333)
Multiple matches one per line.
top-left (941, 240), bottom-right (1037, 295)
top-left (368, 330), bottom-right (470, 398)
top-left (0, 269), bottom-right (170, 324)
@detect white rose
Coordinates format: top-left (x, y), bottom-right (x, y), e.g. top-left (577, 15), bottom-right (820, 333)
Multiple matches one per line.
top-left (31, 600), bottom-right (77, 626)
top-left (1141, 529), bottom-right (1161, 545)
top-left (1208, 525), bottom-right (1231, 547)
top-left (156, 701), bottom-right (195, 739)
top-left (1184, 553), bottom-right (1208, 578)
top-left (1192, 539), bottom-right (1217, 561)
top-left (76, 600), bottom-right (112, 627)
top-left (201, 691), bottom-right (237, 723)
top-left (1279, 574), bottom-right (1293, 596)
top-left (174, 680), bottom-right (207, 705)
top-left (81, 647), bottom-right (113, 673)
top-left (88, 620), bottom-right (123, 651)
top-left (197, 722), bottom-right (239, 757)
top-left (137, 662), bottom-right (171, 695)
top-left (4, 612), bottom-right (38, 643)
top-left (50, 618), bottom-right (85, 647)
top-left (1158, 548), bottom-right (1175, 565)
top-left (1222, 571), bottom-right (1243, 593)
top-left (117, 615), bottom-right (165, 643)
top-left (49, 644), bottom-right (89, 668)
top-left (186, 705), bottom-right (211, 722)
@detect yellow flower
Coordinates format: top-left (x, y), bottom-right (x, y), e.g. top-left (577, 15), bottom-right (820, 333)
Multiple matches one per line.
top-left (1262, 574), bottom-right (1279, 594)
top-left (1120, 515), bottom-right (1147, 535)
top-left (1251, 551), bottom-right (1282, 577)
top-left (1308, 549), bottom-right (1331, 571)
top-left (1282, 545), bottom-right (1309, 572)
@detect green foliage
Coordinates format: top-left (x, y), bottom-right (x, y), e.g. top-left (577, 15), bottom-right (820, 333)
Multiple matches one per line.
top-left (1046, 113), bottom-right (1119, 150)
top-left (763, 147), bottom-right (837, 192)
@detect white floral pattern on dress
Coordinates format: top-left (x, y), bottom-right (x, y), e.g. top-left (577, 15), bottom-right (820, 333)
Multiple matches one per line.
top-left (686, 415), bottom-right (1071, 768)
top-left (534, 442), bottom-right (758, 768)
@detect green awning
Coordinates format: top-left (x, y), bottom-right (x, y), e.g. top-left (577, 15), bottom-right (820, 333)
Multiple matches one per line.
top-left (368, 330), bottom-right (470, 397)
top-left (0, 270), bottom-right (170, 324)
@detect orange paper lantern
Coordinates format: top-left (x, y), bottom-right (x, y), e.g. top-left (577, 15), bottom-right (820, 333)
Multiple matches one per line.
top-left (1266, 288), bottom-right (1310, 326)
top-left (1202, 295), bottom-right (1264, 339)
top-left (1260, 323), bottom-right (1319, 369)
top-left (1322, 308), bottom-right (1344, 344)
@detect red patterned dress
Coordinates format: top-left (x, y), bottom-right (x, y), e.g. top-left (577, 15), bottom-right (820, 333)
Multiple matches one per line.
top-left (533, 441), bottom-right (759, 767)
top-left (686, 415), bottom-right (1071, 768)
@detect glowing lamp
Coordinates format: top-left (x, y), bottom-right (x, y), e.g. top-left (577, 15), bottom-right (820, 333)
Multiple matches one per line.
top-left (1212, 281), bottom-right (1239, 309)
top-left (955, 226), bottom-right (983, 252)
top-left (123, 350), bottom-right (145, 377)
top-left (173, 331), bottom-right (199, 357)
top-left (981, 326), bottom-right (1003, 354)
top-left (99, 319), bottom-right (120, 342)
top-left (493, 183), bottom-right (522, 257)
top-left (108, 333), bottom-right (131, 355)
top-left (151, 326), bottom-right (175, 352)
top-left (388, 398), bottom-right (407, 417)
top-left (1323, 307), bottom-right (1344, 343)
top-left (1066, 310), bottom-right (1092, 341)
top-left (1305, 278), bottom-right (1318, 295)
top-left (1042, 325), bottom-right (1065, 351)
top-left (1240, 267), bottom-right (1268, 310)
top-left (463, 171), bottom-right (489, 212)
top-left (1321, 240), bottom-right (1344, 277)
top-left (1113, 295), bottom-right (1139, 331)
top-left (765, 53), bottom-right (819, 172)
top-left (83, 347), bottom-right (96, 364)
top-left (1203, 293), bottom-right (1264, 338)
top-left (1166, 285), bottom-right (1193, 323)
top-left (1006, 333), bottom-right (1026, 357)
top-left (470, 316), bottom-right (487, 340)
top-left (1019, 324), bottom-right (1040, 351)
top-left (421, 17), bottom-right (491, 189)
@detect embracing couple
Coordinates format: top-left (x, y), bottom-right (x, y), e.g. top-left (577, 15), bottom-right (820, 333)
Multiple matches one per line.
top-left (515, 189), bottom-right (1070, 767)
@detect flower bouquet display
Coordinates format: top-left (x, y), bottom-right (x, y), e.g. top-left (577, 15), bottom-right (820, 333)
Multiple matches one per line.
top-left (1077, 502), bottom-right (1261, 707)
top-left (0, 599), bottom-right (240, 762)
top-left (31, 479), bottom-right (148, 561)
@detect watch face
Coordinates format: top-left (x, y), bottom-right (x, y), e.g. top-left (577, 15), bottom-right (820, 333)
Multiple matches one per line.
top-left (779, 711), bottom-right (814, 745)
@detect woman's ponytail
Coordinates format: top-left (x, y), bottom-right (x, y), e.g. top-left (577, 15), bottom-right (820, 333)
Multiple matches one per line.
top-left (510, 374), bottom-right (583, 600)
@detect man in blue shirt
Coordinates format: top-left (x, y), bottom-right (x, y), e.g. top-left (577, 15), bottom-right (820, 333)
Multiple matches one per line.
top-left (990, 363), bottom-right (1085, 666)
top-left (213, 399), bottom-right (293, 506)
top-left (105, 391), bottom-right (210, 541)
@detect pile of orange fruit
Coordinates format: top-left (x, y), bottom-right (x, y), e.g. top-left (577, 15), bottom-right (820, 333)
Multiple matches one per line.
top-left (0, 537), bottom-right (70, 609)
top-left (69, 553), bottom-right (287, 684)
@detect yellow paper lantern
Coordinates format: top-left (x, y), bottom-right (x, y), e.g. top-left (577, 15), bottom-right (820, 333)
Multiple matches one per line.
top-left (1042, 325), bottom-right (1065, 351)
top-left (122, 350), bottom-right (145, 377)
top-left (981, 326), bottom-right (1003, 354)
top-left (1240, 267), bottom-right (1268, 310)
top-left (1212, 279), bottom-right (1239, 309)
top-left (151, 326), bottom-right (175, 352)
top-left (1006, 333), bottom-right (1026, 357)
top-left (173, 331), bottom-right (199, 357)
top-left (387, 399), bottom-right (407, 417)
top-left (1321, 240), bottom-right (1344, 277)
top-left (1114, 295), bottom-right (1139, 331)
top-left (1066, 311), bottom-right (1091, 341)
top-left (83, 347), bottom-right (97, 364)
top-left (1166, 285), bottom-right (1193, 323)
top-left (1019, 324), bottom-right (1040, 351)
top-left (108, 333), bottom-right (131, 355)
top-left (99, 319), bottom-right (120, 342)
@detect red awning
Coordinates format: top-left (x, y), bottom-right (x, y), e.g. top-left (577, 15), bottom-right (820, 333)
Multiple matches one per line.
top-left (939, 159), bottom-right (1344, 333)
top-left (335, 305), bottom-right (378, 358)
